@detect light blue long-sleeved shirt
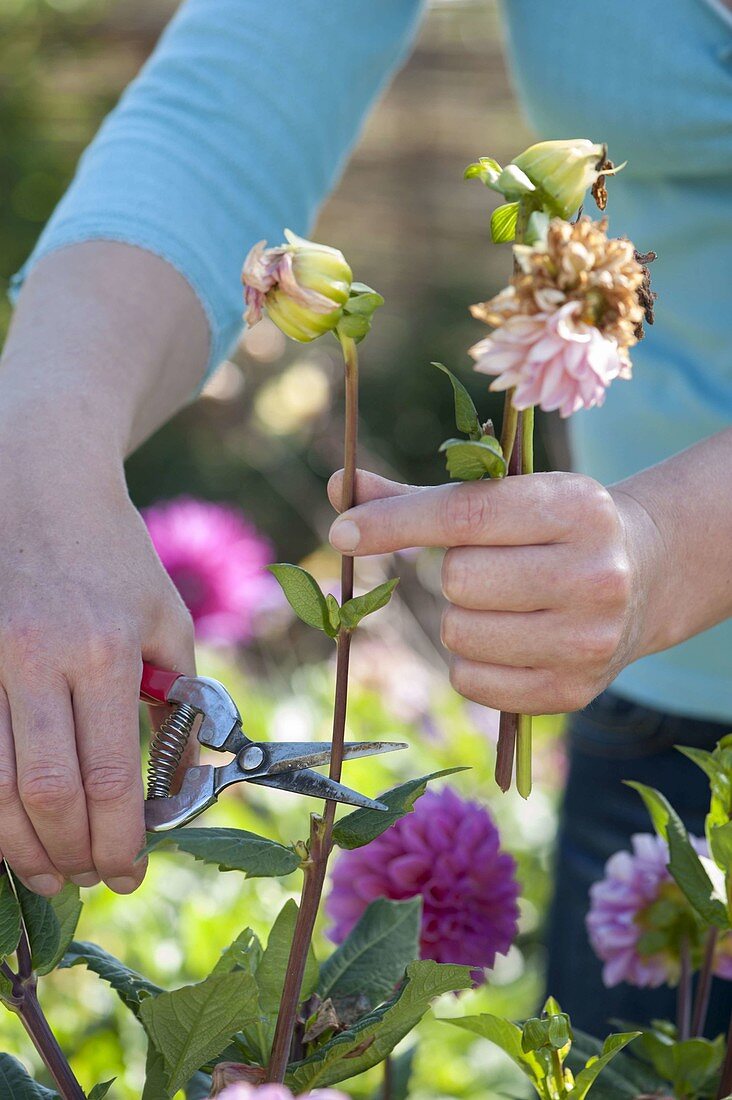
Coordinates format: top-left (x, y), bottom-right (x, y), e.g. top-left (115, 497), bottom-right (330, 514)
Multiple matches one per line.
top-left (12, 0), bottom-right (732, 722)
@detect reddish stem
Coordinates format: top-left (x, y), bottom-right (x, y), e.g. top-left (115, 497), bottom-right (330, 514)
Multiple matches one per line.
top-left (717, 1011), bottom-right (732, 1099)
top-left (691, 927), bottom-right (718, 1038)
top-left (494, 402), bottom-right (523, 791)
top-left (266, 335), bottom-right (359, 1082)
top-left (677, 936), bottom-right (692, 1042)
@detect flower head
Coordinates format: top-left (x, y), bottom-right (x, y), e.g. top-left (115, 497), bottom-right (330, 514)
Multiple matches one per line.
top-left (214, 1086), bottom-right (347, 1100)
top-left (587, 833), bottom-right (732, 989)
top-left (326, 787), bottom-right (520, 980)
top-left (143, 497), bottom-right (278, 644)
top-left (242, 230), bottom-right (352, 342)
top-left (470, 217), bottom-right (647, 416)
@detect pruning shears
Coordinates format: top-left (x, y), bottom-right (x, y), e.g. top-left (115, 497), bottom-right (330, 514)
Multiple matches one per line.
top-left (141, 663), bottom-right (404, 832)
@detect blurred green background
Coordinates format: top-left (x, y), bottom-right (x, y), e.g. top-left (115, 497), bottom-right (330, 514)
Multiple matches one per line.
top-left (0, 1), bottom-right (572, 1095)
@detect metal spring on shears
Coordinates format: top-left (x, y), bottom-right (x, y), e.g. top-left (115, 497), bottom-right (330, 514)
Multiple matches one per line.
top-left (146, 703), bottom-right (197, 800)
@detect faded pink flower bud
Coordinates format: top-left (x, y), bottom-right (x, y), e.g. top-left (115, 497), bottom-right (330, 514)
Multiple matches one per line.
top-left (241, 229), bottom-right (352, 342)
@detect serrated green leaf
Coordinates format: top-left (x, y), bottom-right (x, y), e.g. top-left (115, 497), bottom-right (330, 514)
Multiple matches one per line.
top-left (87, 1083), bottom-right (115, 1099)
top-left (0, 1055), bottom-right (59, 1098)
top-left (432, 362), bottom-right (482, 440)
top-left (340, 579), bottom-right (399, 631)
top-left (256, 900), bottom-right (318, 1014)
top-left (439, 437), bottom-right (506, 481)
top-left (0, 868), bottom-right (21, 961)
top-left (319, 897), bottom-right (421, 1010)
top-left (333, 768), bottom-right (468, 850)
top-left (142, 1041), bottom-right (170, 1100)
top-left (267, 564), bottom-right (336, 637)
top-left (0, 968), bottom-right (14, 1006)
top-left (140, 971), bottom-right (259, 1095)
top-left (143, 828), bottom-right (300, 878)
top-left (445, 1014), bottom-right (547, 1086)
top-left (626, 782), bottom-right (729, 928)
top-left (573, 1031), bottom-right (641, 1100)
top-left (15, 882), bottom-right (81, 975)
top-left (491, 201), bottom-right (520, 243)
top-left (640, 1030), bottom-right (725, 1096)
top-left (288, 960), bottom-right (472, 1091)
top-left (212, 928), bottom-right (262, 976)
top-left (60, 941), bottom-right (162, 1017)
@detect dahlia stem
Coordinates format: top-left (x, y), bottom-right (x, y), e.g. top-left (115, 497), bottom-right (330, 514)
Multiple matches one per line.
top-left (515, 405), bottom-right (535, 800)
top-left (677, 937), bottom-right (692, 1042)
top-left (382, 1054), bottom-right (394, 1100)
top-left (266, 335), bottom-right (359, 1083)
top-left (494, 404), bottom-right (523, 792)
top-left (691, 927), bottom-right (718, 1038)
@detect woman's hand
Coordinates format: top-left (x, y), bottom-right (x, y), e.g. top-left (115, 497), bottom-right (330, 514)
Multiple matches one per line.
top-left (328, 469), bottom-right (668, 715)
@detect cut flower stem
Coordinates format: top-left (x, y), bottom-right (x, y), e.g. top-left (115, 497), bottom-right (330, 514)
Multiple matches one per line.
top-left (266, 335), bottom-right (359, 1082)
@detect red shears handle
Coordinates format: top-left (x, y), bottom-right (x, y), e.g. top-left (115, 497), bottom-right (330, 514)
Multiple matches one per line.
top-left (141, 662), bottom-right (182, 705)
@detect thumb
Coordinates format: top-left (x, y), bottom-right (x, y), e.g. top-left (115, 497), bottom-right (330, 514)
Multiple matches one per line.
top-left (327, 469), bottom-right (422, 514)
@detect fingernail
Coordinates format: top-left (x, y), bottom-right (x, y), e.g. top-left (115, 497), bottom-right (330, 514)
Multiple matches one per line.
top-left (330, 519), bottom-right (360, 552)
top-left (27, 874), bottom-right (63, 897)
top-left (106, 876), bottom-right (140, 895)
top-left (71, 872), bottom-right (101, 888)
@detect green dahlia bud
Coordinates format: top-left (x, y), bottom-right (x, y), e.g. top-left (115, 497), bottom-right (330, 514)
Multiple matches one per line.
top-left (242, 229), bottom-right (352, 343)
top-left (512, 138), bottom-right (615, 218)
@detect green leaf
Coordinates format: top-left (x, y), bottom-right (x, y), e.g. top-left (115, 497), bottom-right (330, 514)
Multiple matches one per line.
top-left (287, 960), bottom-right (472, 1091)
top-left (0, 1055), bottom-right (59, 1098)
top-left (211, 927), bottom-right (262, 977)
top-left (140, 971), bottom-right (259, 1095)
top-left (333, 768), bottom-right (468, 850)
top-left (339, 579), bottom-right (399, 631)
top-left (267, 564), bottom-right (337, 637)
top-left (491, 201), bottom-right (520, 243)
top-left (325, 593), bottom-right (341, 635)
top-left (142, 1041), bottom-right (170, 1100)
top-left (439, 437), bottom-right (506, 481)
top-left (143, 828), bottom-right (300, 878)
top-left (709, 820), bottom-right (732, 870)
top-left (343, 287), bottom-right (384, 317)
top-left (640, 1030), bottom-right (725, 1095)
top-left (0, 968), bottom-right (14, 1006)
top-left (60, 941), bottom-right (162, 1018)
top-left (256, 900), bottom-right (319, 1014)
top-left (15, 882), bottom-right (81, 975)
top-left (319, 897), bottom-right (421, 1010)
top-left (432, 362), bottom-right (482, 440)
top-left (337, 313), bottom-right (372, 342)
top-left (185, 1073), bottom-right (215, 1100)
top-left (87, 1083), bottom-right (115, 1099)
top-left (0, 870), bottom-right (22, 961)
top-left (626, 782), bottom-right (729, 928)
top-left (445, 1014), bottom-right (547, 1087)
top-left (567, 1030), bottom-right (661, 1099)
top-left (572, 1031), bottom-right (641, 1100)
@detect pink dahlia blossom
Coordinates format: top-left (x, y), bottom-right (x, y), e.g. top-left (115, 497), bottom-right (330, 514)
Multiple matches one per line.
top-left (215, 1087), bottom-right (347, 1100)
top-left (143, 497), bottom-right (278, 645)
top-left (470, 299), bottom-right (629, 418)
top-left (587, 832), bottom-right (732, 989)
top-left (326, 787), bottom-right (520, 980)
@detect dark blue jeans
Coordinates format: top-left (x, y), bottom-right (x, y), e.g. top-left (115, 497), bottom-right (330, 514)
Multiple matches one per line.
top-left (545, 690), bottom-right (732, 1039)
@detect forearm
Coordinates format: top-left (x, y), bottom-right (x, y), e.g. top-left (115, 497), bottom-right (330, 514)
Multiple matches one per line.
top-left (1, 242), bottom-right (210, 456)
top-left (611, 428), bottom-right (732, 657)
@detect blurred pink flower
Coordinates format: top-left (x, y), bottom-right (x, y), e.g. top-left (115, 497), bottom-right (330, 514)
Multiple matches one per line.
top-left (143, 497), bottom-right (278, 645)
top-left (470, 299), bottom-right (629, 418)
top-left (587, 832), bottom-right (732, 989)
top-left (216, 1087), bottom-right (347, 1100)
top-left (326, 787), bottom-right (520, 981)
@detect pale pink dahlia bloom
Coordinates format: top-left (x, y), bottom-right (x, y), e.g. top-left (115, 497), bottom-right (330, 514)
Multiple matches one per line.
top-left (326, 787), bottom-right (520, 979)
top-left (587, 832), bottom-right (732, 989)
top-left (143, 497), bottom-right (278, 645)
top-left (470, 299), bottom-right (629, 418)
top-left (216, 1087), bottom-right (347, 1100)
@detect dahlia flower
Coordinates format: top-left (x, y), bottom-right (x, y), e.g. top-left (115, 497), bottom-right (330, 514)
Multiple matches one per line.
top-left (241, 229), bottom-right (352, 342)
top-left (143, 497), bottom-right (278, 645)
top-left (470, 216), bottom-right (648, 416)
top-left (327, 787), bottom-right (519, 979)
top-left (214, 1086), bottom-right (347, 1100)
top-left (587, 833), bottom-right (732, 989)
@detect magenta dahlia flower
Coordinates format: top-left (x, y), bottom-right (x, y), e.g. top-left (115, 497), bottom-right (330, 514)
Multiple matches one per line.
top-left (470, 299), bottom-right (629, 418)
top-left (326, 787), bottom-right (520, 979)
top-left (143, 497), bottom-right (278, 645)
top-left (587, 832), bottom-right (732, 989)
